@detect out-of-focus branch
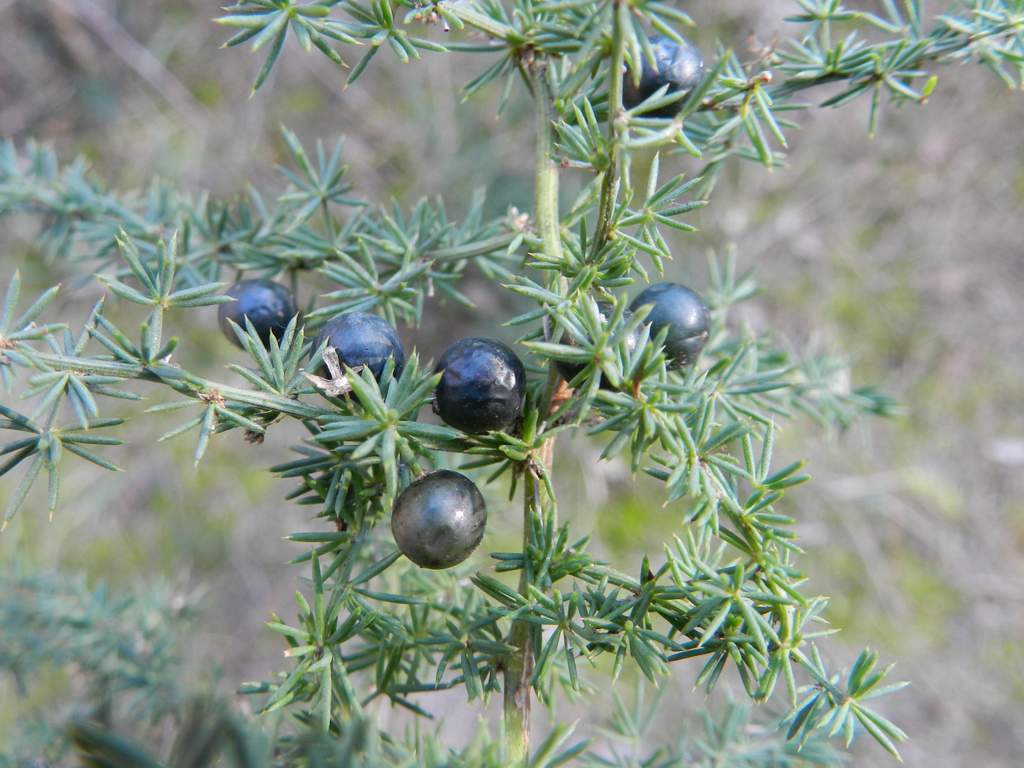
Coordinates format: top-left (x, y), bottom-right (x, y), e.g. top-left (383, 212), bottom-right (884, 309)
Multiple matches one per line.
top-left (48, 0), bottom-right (207, 128)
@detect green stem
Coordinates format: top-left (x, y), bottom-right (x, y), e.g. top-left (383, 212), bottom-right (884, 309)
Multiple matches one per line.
top-left (503, 365), bottom-right (562, 764)
top-left (447, 3), bottom-right (518, 42)
top-left (28, 351), bottom-right (325, 419)
top-left (320, 199), bottom-right (337, 243)
top-left (503, 466), bottom-right (538, 765)
top-left (594, 0), bottom-right (627, 251)
top-left (628, 148), bottom-right (656, 202)
top-left (428, 232), bottom-right (523, 263)
top-left (502, 61), bottom-right (565, 766)
top-left (288, 266), bottom-right (299, 305)
top-left (533, 66), bottom-right (562, 266)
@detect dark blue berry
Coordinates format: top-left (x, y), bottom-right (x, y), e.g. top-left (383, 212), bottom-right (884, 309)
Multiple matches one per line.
top-left (391, 470), bottom-right (487, 569)
top-left (623, 35), bottom-right (705, 118)
top-left (218, 279), bottom-right (298, 348)
top-left (314, 312), bottom-right (405, 381)
top-left (630, 282), bottom-right (710, 367)
top-left (557, 303), bottom-right (643, 389)
top-left (434, 338), bottom-right (526, 434)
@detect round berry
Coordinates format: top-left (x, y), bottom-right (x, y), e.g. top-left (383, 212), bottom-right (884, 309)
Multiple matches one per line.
top-left (556, 303), bottom-right (643, 388)
top-left (218, 279), bottom-right (298, 348)
top-left (391, 470), bottom-right (487, 569)
top-left (314, 312), bottom-right (405, 381)
top-left (623, 35), bottom-right (705, 118)
top-left (630, 282), bottom-right (710, 367)
top-left (434, 338), bottom-right (526, 435)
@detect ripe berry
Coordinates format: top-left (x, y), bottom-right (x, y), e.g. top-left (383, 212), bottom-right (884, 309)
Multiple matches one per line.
top-left (630, 282), bottom-right (710, 367)
top-left (623, 35), bottom-right (705, 118)
top-left (556, 303), bottom-right (643, 388)
top-left (434, 338), bottom-right (526, 434)
top-left (391, 470), bottom-right (487, 569)
top-left (218, 279), bottom-right (298, 348)
top-left (314, 312), bottom-right (405, 381)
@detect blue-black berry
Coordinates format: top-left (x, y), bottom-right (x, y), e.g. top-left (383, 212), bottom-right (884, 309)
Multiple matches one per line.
top-left (218, 279), bottom-right (298, 348)
top-left (314, 312), bottom-right (405, 381)
top-left (623, 35), bottom-right (705, 118)
top-left (557, 303), bottom-right (643, 388)
top-left (434, 337), bottom-right (526, 434)
top-left (391, 469), bottom-right (487, 569)
top-left (630, 282), bottom-right (710, 367)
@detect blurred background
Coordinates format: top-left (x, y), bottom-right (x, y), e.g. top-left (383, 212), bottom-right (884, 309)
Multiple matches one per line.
top-left (1, 0), bottom-right (1022, 765)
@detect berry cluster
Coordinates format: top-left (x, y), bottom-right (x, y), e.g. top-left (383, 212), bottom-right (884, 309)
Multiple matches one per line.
top-left (218, 279), bottom-right (708, 569)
